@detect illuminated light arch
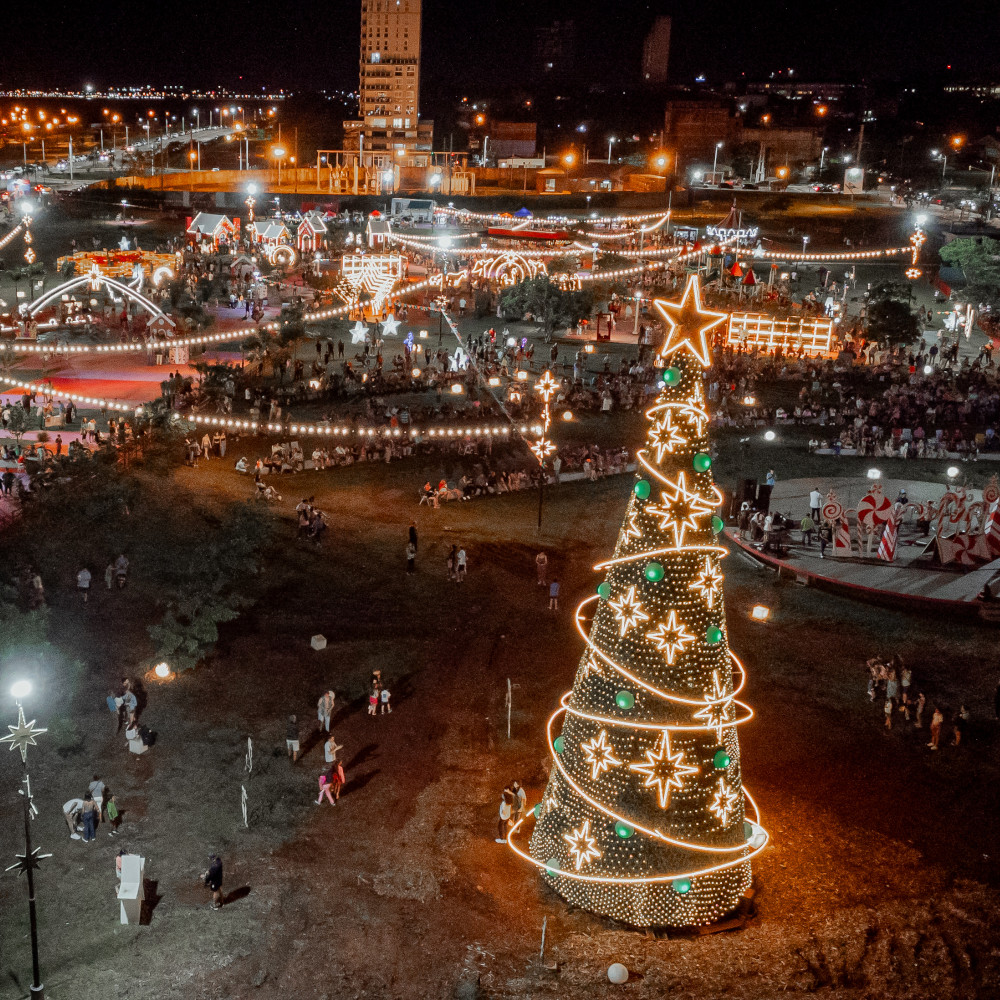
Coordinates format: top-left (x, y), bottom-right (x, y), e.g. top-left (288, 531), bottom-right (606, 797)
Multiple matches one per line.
top-left (472, 253), bottom-right (548, 286)
top-left (152, 265), bottom-right (175, 287)
top-left (267, 244), bottom-right (299, 268)
top-left (27, 266), bottom-right (167, 320)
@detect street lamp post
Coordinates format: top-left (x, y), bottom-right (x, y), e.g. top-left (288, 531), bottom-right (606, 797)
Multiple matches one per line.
top-left (713, 141), bottom-right (723, 180)
top-left (802, 235), bottom-right (810, 255)
top-left (272, 146), bottom-right (286, 187)
top-left (2, 681), bottom-right (51, 999)
top-left (607, 136), bottom-right (616, 165)
top-left (820, 146), bottom-right (829, 171)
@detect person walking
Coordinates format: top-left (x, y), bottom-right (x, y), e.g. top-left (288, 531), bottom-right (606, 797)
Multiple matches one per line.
top-left (408, 522), bottom-right (418, 552)
top-left (535, 551), bottom-right (548, 587)
top-left (329, 760), bottom-right (345, 802)
top-left (456, 546), bottom-right (467, 583)
top-left (317, 690), bottom-right (335, 732)
top-left (76, 566), bottom-right (92, 603)
top-left (446, 545), bottom-right (457, 581)
top-left (368, 681), bottom-right (379, 716)
top-left (914, 691), bottom-right (926, 728)
top-left (286, 714), bottom-right (300, 763)
top-left (927, 705), bottom-right (944, 749)
top-left (406, 540), bottom-right (416, 574)
top-left (316, 770), bottom-right (337, 806)
top-left (81, 792), bottom-right (99, 843)
top-left (323, 733), bottom-right (341, 765)
top-left (511, 780), bottom-right (526, 825)
top-left (884, 696), bottom-right (894, 730)
top-left (549, 579), bottom-right (560, 611)
top-left (495, 787), bottom-right (514, 842)
top-left (104, 562), bottom-right (115, 591)
top-left (202, 854), bottom-right (224, 910)
top-left (380, 685), bottom-right (392, 715)
top-left (952, 705), bottom-right (969, 746)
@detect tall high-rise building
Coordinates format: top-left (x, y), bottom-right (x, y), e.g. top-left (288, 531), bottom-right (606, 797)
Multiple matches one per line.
top-left (343, 0), bottom-right (433, 156)
top-left (642, 15), bottom-right (672, 87)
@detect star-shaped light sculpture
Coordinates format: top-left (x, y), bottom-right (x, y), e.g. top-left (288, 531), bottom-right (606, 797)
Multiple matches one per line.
top-left (693, 670), bottom-right (735, 744)
top-left (349, 320), bottom-right (370, 344)
top-left (629, 731), bottom-right (698, 809)
top-left (563, 818), bottom-right (602, 870)
top-left (87, 264), bottom-right (105, 293)
top-left (5, 845), bottom-right (52, 877)
top-left (608, 585), bottom-right (650, 636)
top-left (380, 314), bottom-right (401, 337)
top-left (530, 437), bottom-right (556, 464)
top-left (647, 471), bottom-right (715, 547)
top-left (580, 730), bottom-right (622, 781)
top-left (653, 274), bottom-right (726, 369)
top-left (622, 512), bottom-right (642, 543)
top-left (689, 554), bottom-right (724, 608)
top-left (709, 776), bottom-right (740, 826)
top-left (534, 370), bottom-right (560, 403)
top-left (648, 411), bottom-right (687, 462)
top-left (645, 610), bottom-right (695, 665)
top-left (543, 791), bottom-right (560, 815)
top-left (0, 706), bottom-right (47, 763)
top-left (581, 656), bottom-right (603, 680)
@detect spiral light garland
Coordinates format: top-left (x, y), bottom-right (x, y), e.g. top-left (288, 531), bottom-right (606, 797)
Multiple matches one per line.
top-left (510, 273), bottom-right (768, 928)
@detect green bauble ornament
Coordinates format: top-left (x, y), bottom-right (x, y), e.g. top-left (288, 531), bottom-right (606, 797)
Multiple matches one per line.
top-left (633, 479), bottom-right (651, 500)
top-left (713, 749), bottom-right (731, 769)
top-left (693, 452), bottom-right (712, 472)
top-left (672, 877), bottom-right (692, 894)
top-left (744, 821), bottom-right (753, 840)
top-left (706, 625), bottom-right (723, 644)
top-left (712, 515), bottom-right (725, 534)
top-left (545, 857), bottom-right (560, 875)
top-left (664, 366), bottom-right (681, 385)
top-left (645, 561), bottom-right (664, 582)
top-left (534, 803), bottom-right (543, 818)
top-left (615, 821), bottom-right (634, 839)
top-left (553, 736), bottom-right (565, 754)
top-left (615, 690), bottom-right (635, 710)
top-left (597, 582), bottom-right (612, 600)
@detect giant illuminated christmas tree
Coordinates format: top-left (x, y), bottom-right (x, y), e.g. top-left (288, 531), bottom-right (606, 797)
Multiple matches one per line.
top-left (511, 275), bottom-right (768, 928)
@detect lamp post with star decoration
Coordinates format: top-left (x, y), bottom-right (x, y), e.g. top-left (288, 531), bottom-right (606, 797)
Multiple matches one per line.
top-left (510, 274), bottom-right (769, 928)
top-left (2, 680), bottom-right (50, 998)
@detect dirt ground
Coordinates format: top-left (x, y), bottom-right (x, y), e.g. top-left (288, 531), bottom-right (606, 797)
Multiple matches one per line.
top-left (2, 435), bottom-right (1000, 1000)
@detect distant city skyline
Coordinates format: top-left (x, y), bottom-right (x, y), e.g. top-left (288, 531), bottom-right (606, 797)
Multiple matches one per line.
top-left (1, 1), bottom-right (996, 96)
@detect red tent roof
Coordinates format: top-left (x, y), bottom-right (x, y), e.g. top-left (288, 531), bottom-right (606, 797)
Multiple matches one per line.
top-left (730, 260), bottom-right (744, 278)
top-left (742, 268), bottom-right (757, 286)
top-left (692, 240), bottom-right (702, 252)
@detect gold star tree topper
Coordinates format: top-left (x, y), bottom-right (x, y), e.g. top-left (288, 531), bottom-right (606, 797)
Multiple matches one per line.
top-left (653, 274), bottom-right (727, 369)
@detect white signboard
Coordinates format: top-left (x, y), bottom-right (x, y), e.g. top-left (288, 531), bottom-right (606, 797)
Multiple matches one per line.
top-left (844, 167), bottom-right (865, 195)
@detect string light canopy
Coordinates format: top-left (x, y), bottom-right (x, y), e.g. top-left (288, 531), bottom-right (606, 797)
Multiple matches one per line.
top-left (511, 273), bottom-right (768, 928)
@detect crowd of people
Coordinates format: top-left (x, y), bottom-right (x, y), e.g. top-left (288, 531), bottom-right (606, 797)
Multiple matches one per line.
top-left (865, 654), bottom-right (969, 750)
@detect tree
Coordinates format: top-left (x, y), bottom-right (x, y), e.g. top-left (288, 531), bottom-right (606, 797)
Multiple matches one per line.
top-left (939, 237), bottom-right (1000, 335)
top-left (522, 275), bottom-right (767, 927)
top-left (6, 404), bottom-right (29, 452)
top-left (866, 299), bottom-right (920, 346)
top-left (500, 276), bottom-right (593, 341)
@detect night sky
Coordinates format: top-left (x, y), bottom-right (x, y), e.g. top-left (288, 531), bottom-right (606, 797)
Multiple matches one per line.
top-left (1, 1), bottom-right (998, 95)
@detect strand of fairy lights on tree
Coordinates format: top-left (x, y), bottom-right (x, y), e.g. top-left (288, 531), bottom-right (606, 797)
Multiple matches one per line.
top-left (507, 274), bottom-right (768, 927)
top-left (0, 221), bottom-right (25, 253)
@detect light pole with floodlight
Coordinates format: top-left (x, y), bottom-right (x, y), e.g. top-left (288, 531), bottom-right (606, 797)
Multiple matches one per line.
top-left (713, 141), bottom-right (723, 179)
top-left (2, 680), bottom-right (51, 999)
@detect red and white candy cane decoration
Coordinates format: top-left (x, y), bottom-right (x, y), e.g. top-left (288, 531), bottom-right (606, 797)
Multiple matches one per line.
top-left (834, 517), bottom-right (853, 556)
top-left (877, 516), bottom-right (898, 562)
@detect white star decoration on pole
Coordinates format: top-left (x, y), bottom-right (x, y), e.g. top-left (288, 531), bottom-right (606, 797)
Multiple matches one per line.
top-left (709, 777), bottom-right (740, 826)
top-left (629, 731), bottom-right (698, 809)
top-left (693, 670), bottom-right (735, 744)
top-left (0, 706), bottom-right (47, 763)
top-left (349, 320), bottom-right (369, 344)
top-left (648, 411), bottom-right (687, 462)
top-left (380, 314), bottom-right (401, 337)
top-left (645, 610), bottom-right (695, 665)
top-left (563, 819), bottom-right (602, 870)
top-left (580, 730), bottom-right (622, 781)
top-left (689, 555), bottom-right (724, 608)
top-left (647, 472), bottom-right (715, 547)
top-left (608, 585), bottom-right (650, 636)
